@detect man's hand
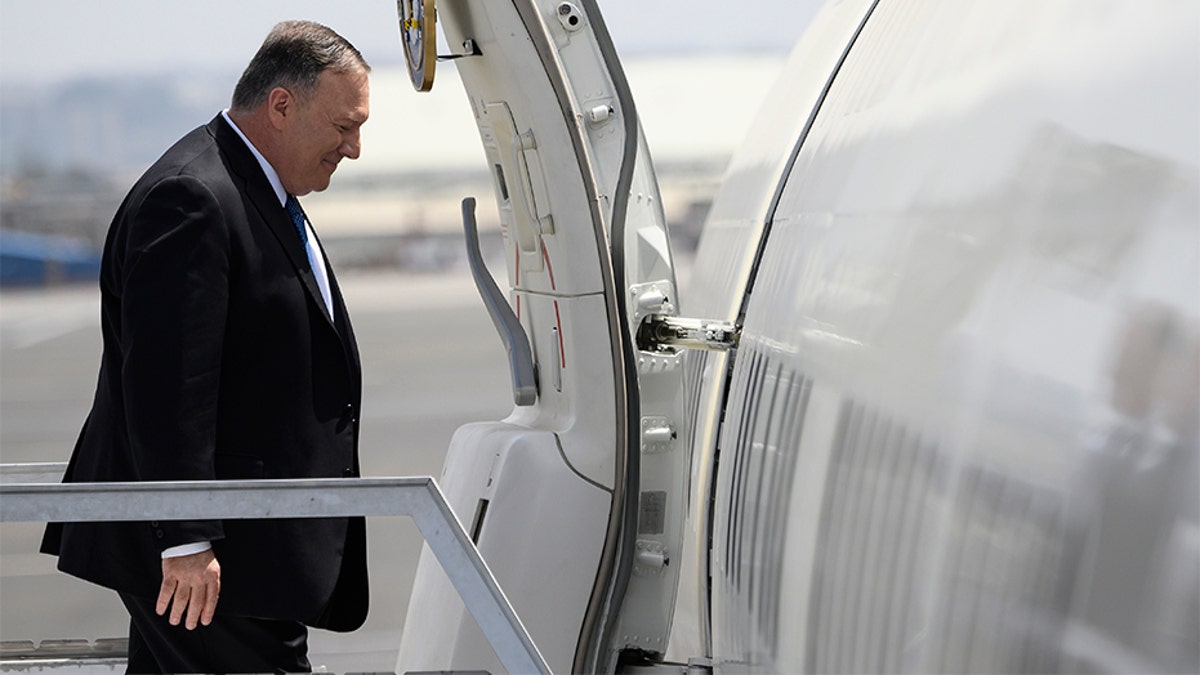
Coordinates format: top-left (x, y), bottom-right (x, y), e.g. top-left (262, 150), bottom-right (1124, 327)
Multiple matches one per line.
top-left (157, 549), bottom-right (221, 629)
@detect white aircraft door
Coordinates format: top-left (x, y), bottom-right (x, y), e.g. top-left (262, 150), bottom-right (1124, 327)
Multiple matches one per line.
top-left (395, 2), bottom-right (698, 673)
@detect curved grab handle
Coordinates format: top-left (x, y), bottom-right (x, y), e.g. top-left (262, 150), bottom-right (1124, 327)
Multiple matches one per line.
top-left (462, 197), bottom-right (538, 406)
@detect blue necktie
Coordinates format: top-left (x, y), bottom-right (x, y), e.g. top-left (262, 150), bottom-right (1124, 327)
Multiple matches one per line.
top-left (284, 195), bottom-right (309, 247)
top-left (285, 195), bottom-right (335, 314)
top-left (285, 195), bottom-right (320, 276)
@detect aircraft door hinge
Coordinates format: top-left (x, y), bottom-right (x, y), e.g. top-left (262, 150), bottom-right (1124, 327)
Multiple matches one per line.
top-left (636, 315), bottom-right (741, 353)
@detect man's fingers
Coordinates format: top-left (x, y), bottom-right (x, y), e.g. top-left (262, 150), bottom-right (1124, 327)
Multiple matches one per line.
top-left (201, 576), bottom-right (220, 626)
top-left (156, 577), bottom-right (177, 616)
top-left (169, 583), bottom-right (191, 626)
top-left (185, 584), bottom-right (205, 630)
top-left (158, 550), bottom-right (220, 628)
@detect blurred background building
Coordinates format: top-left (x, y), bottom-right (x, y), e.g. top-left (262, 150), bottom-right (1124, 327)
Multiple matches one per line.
top-left (0, 0), bottom-right (816, 287)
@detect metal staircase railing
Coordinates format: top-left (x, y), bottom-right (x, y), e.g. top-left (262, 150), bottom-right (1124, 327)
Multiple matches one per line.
top-left (0, 464), bottom-right (549, 674)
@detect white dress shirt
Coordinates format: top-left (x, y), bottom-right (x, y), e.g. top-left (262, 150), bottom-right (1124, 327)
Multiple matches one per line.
top-left (221, 110), bottom-right (334, 314)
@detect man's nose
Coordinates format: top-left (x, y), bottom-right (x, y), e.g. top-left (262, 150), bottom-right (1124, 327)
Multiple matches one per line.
top-left (340, 131), bottom-right (361, 160)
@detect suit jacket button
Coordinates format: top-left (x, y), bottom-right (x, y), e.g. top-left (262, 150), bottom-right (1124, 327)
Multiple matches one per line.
top-left (342, 467), bottom-right (354, 477)
top-left (150, 521), bottom-right (159, 527)
top-left (155, 530), bottom-right (165, 539)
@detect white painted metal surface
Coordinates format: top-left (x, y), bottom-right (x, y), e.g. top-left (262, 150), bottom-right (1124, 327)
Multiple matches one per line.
top-left (668, 0), bottom-right (880, 659)
top-left (397, 1), bottom-right (687, 673)
top-left (397, 0), bottom-right (1197, 672)
top-left (697, 1), bottom-right (1199, 672)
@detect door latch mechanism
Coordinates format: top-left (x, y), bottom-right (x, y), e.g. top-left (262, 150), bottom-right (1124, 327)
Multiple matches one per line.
top-left (636, 315), bottom-right (740, 353)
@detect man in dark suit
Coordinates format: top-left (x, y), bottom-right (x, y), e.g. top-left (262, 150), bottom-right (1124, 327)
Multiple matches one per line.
top-left (41, 20), bottom-right (371, 672)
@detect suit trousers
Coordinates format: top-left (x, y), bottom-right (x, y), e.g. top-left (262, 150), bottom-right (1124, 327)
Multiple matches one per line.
top-left (120, 593), bottom-right (311, 673)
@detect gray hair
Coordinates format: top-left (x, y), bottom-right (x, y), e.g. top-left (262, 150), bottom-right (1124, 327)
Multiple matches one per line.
top-left (230, 20), bottom-right (370, 112)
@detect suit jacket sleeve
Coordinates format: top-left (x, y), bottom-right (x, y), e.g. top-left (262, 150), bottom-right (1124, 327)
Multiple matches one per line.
top-left (118, 174), bottom-right (230, 550)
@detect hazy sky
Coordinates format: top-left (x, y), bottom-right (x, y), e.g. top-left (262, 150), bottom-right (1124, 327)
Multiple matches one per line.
top-left (0, 1), bottom-right (821, 86)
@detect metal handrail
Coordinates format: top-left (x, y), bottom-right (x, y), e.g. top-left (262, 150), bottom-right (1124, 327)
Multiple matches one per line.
top-left (0, 467), bottom-right (550, 675)
top-left (0, 462), bottom-right (68, 483)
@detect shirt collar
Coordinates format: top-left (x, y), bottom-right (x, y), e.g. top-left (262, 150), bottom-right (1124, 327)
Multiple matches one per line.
top-left (221, 109), bottom-right (287, 207)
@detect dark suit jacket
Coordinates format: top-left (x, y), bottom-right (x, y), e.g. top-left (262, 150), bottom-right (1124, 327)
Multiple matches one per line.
top-left (41, 114), bottom-right (368, 631)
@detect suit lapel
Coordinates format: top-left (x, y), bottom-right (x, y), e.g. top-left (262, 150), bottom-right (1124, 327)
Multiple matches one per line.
top-left (326, 263), bottom-right (362, 394)
top-left (209, 115), bottom-right (337, 329)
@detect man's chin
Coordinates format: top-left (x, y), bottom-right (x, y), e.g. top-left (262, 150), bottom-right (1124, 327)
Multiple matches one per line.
top-left (295, 182), bottom-right (332, 196)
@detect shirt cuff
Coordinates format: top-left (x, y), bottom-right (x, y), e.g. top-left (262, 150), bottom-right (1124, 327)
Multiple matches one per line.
top-left (161, 541), bottom-right (213, 559)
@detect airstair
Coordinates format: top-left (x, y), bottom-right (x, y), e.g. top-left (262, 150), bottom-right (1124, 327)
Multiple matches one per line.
top-left (0, 462), bottom-right (548, 674)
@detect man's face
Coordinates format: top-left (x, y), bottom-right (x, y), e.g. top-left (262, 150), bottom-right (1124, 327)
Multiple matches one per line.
top-left (275, 68), bottom-right (370, 196)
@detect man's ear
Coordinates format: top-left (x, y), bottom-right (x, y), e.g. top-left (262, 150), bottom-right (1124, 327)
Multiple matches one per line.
top-left (266, 87), bottom-right (293, 129)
